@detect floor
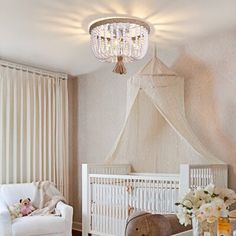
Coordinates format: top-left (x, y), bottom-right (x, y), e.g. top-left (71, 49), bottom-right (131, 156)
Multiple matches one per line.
top-left (72, 230), bottom-right (82, 236)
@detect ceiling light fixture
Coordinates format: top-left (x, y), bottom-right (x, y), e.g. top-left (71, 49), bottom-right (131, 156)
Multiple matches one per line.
top-left (89, 17), bottom-right (150, 74)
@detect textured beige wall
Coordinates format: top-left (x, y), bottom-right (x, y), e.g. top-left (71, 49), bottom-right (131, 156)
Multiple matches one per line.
top-left (75, 30), bottom-right (236, 223)
top-left (173, 30), bottom-right (236, 190)
top-left (68, 76), bottom-right (80, 224)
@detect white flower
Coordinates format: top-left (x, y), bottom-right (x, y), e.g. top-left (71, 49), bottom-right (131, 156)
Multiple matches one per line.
top-left (196, 199), bottom-right (226, 223)
top-left (219, 188), bottom-right (236, 207)
top-left (211, 198), bottom-right (226, 215)
top-left (176, 184), bottom-right (236, 226)
top-left (197, 203), bottom-right (215, 223)
top-left (204, 184), bottom-right (215, 195)
top-left (195, 188), bottom-right (206, 200)
top-left (193, 188), bottom-right (208, 208)
top-left (199, 203), bottom-right (213, 216)
top-left (178, 214), bottom-right (192, 226)
top-left (183, 199), bottom-right (193, 209)
top-left (177, 206), bottom-right (192, 226)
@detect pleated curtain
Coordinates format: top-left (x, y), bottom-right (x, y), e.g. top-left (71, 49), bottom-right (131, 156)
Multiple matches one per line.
top-left (0, 60), bottom-right (69, 200)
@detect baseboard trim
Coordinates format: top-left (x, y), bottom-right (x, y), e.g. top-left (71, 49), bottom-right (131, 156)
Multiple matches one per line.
top-left (73, 221), bottom-right (82, 231)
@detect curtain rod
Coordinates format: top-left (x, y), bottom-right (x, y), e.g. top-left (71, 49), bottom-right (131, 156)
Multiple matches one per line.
top-left (0, 59), bottom-right (68, 80)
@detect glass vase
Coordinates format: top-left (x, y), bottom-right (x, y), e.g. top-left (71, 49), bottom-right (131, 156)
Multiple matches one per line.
top-left (192, 217), bottom-right (217, 236)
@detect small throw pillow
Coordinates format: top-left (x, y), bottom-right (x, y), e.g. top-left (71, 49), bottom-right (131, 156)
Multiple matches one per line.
top-left (8, 203), bottom-right (23, 220)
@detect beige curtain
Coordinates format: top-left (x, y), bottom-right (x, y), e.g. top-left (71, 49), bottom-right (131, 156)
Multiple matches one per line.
top-left (0, 60), bottom-right (69, 200)
top-left (106, 56), bottom-right (223, 172)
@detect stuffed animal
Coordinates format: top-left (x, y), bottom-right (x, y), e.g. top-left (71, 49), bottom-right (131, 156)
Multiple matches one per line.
top-left (20, 198), bottom-right (35, 216)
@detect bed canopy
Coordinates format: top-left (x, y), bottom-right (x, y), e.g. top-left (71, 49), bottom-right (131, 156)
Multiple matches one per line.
top-left (106, 56), bottom-right (223, 172)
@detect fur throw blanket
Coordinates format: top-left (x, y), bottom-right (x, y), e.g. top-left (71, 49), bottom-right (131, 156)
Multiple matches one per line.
top-left (30, 181), bottom-right (65, 216)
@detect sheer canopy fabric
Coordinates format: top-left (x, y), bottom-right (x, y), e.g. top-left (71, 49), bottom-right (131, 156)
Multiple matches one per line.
top-left (106, 57), bottom-right (223, 172)
top-left (0, 61), bottom-right (69, 200)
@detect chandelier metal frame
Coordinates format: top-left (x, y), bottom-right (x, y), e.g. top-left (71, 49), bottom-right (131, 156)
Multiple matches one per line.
top-left (89, 17), bottom-right (150, 34)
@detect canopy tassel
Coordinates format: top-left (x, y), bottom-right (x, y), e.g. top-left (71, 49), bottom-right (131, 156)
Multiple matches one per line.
top-left (113, 56), bottom-right (127, 75)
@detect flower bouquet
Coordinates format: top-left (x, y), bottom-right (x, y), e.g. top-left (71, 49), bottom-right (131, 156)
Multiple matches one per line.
top-left (175, 184), bottom-right (236, 236)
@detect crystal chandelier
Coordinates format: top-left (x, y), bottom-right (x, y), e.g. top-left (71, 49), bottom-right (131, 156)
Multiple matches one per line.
top-left (89, 17), bottom-right (150, 74)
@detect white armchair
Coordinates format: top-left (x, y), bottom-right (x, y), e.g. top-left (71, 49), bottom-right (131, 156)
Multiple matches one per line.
top-left (0, 183), bottom-right (73, 236)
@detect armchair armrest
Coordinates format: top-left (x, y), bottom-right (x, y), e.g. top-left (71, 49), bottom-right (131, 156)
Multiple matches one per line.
top-left (56, 201), bottom-right (73, 236)
top-left (0, 199), bottom-right (12, 236)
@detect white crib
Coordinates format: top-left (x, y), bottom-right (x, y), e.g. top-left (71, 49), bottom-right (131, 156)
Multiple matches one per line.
top-left (82, 164), bottom-right (228, 236)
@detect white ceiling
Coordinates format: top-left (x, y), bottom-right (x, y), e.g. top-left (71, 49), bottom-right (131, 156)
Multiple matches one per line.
top-left (1, 0), bottom-right (236, 75)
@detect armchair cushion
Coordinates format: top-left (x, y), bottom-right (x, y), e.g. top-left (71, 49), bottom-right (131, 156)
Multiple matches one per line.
top-left (0, 198), bottom-right (12, 236)
top-left (12, 215), bottom-right (66, 236)
top-left (0, 183), bottom-right (34, 206)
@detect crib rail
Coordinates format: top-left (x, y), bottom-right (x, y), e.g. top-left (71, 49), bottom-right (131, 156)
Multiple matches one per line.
top-left (179, 164), bottom-right (228, 197)
top-left (89, 174), bottom-right (179, 236)
top-left (83, 163), bottom-right (131, 175)
top-left (190, 164), bottom-right (227, 188)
